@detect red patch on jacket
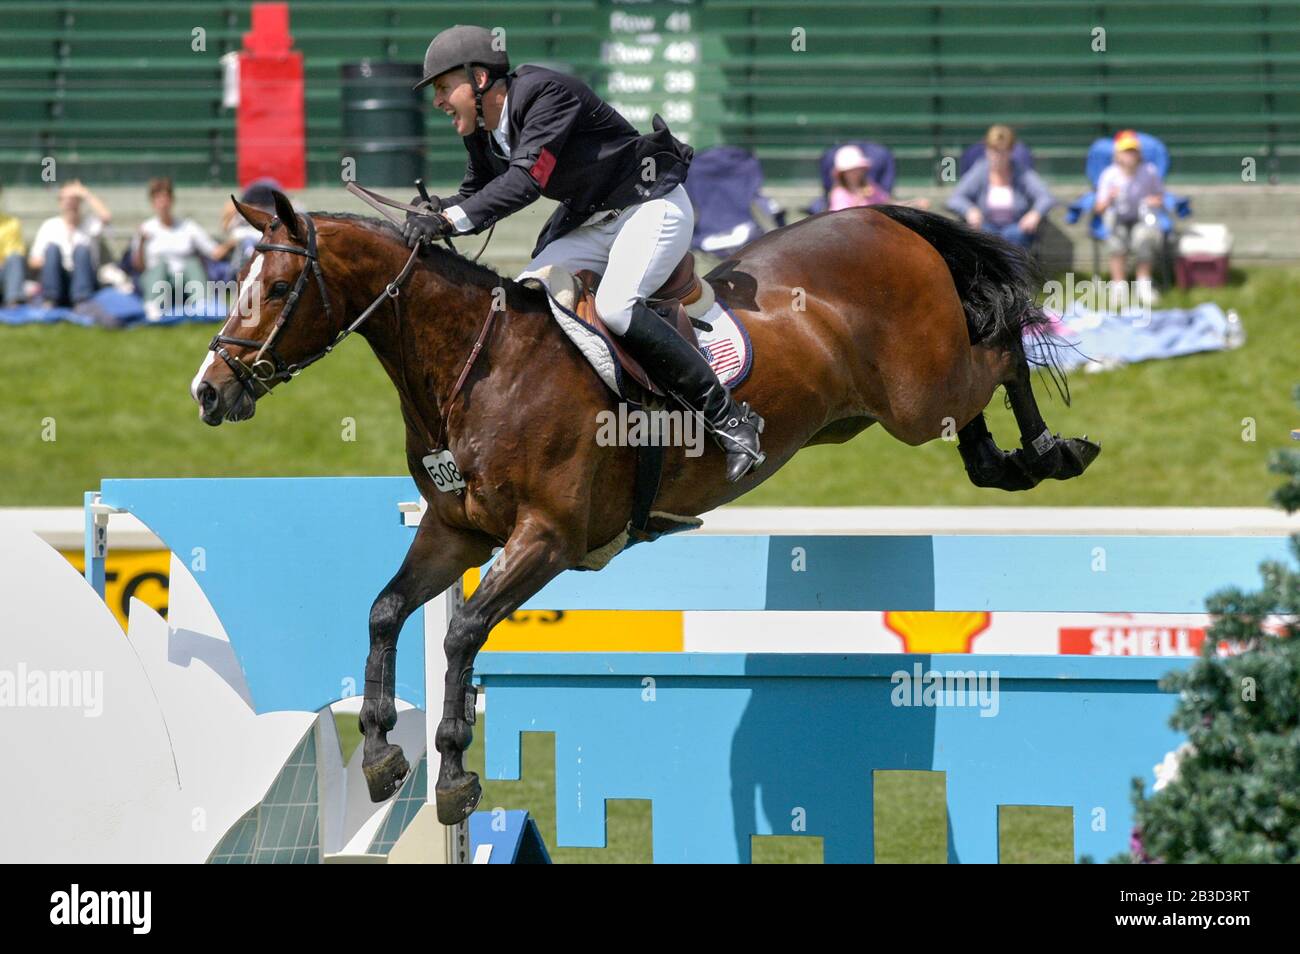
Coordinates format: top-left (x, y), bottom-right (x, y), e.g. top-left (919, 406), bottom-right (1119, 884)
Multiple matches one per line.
top-left (529, 147), bottom-right (557, 188)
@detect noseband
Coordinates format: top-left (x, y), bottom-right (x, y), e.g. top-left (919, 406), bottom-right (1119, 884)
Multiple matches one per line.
top-left (208, 212), bottom-right (419, 400)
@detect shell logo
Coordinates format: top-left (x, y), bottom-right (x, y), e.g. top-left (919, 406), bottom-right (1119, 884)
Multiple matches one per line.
top-left (883, 611), bottom-right (992, 653)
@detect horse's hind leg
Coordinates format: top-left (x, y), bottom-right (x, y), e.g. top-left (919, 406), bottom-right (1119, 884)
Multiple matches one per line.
top-left (957, 349), bottom-right (1101, 491)
top-left (434, 514), bottom-right (584, 825)
top-left (958, 412), bottom-right (1039, 490)
top-left (1004, 358), bottom-right (1101, 481)
top-left (361, 514), bottom-right (492, 803)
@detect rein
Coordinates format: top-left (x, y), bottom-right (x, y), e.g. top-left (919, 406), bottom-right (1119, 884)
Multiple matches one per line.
top-left (345, 182), bottom-right (495, 264)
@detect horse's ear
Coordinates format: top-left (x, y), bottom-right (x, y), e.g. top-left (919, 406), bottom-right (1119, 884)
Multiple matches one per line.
top-left (231, 195), bottom-right (273, 233)
top-left (270, 190), bottom-right (304, 241)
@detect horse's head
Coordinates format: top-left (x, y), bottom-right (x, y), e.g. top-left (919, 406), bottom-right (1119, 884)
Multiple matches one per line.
top-left (191, 190), bottom-right (341, 425)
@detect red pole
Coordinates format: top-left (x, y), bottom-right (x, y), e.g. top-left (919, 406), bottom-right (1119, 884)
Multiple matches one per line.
top-left (236, 2), bottom-right (306, 189)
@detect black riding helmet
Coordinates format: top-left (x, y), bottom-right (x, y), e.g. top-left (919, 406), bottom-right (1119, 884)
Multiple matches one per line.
top-left (412, 25), bottom-right (511, 131)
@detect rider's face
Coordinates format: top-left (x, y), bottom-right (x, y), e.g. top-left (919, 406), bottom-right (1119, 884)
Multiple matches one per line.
top-left (432, 69), bottom-right (479, 137)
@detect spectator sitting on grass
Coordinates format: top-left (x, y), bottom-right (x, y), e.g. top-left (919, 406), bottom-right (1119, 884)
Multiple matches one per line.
top-left (0, 183), bottom-right (26, 307)
top-left (946, 125), bottom-right (1053, 249)
top-left (132, 177), bottom-right (232, 320)
top-left (29, 179), bottom-right (113, 309)
top-left (1094, 129), bottom-right (1165, 304)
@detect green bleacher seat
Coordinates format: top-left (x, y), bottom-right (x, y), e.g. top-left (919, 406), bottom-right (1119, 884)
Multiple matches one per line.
top-left (1, 0), bottom-right (1297, 186)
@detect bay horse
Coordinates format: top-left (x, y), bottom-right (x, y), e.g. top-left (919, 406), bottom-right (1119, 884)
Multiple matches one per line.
top-left (192, 189), bottom-right (1097, 824)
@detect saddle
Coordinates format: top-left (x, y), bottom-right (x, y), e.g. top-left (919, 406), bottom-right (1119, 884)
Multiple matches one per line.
top-left (515, 251), bottom-right (722, 561)
top-left (571, 252), bottom-right (715, 396)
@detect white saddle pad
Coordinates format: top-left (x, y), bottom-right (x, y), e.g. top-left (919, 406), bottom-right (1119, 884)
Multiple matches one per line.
top-left (518, 265), bottom-right (754, 399)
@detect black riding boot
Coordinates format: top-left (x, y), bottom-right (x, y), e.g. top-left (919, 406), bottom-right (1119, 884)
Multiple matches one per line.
top-left (619, 300), bottom-right (765, 482)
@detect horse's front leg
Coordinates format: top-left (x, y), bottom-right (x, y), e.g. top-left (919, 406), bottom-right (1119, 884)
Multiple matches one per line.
top-left (361, 511), bottom-right (492, 802)
top-left (434, 513), bottom-right (585, 824)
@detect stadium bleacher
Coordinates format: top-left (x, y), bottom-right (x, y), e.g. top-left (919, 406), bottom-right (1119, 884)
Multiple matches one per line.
top-left (1, 0), bottom-right (1297, 186)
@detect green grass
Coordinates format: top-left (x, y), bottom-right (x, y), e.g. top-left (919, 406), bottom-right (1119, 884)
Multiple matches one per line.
top-left (1, 266), bottom-right (1295, 507)
top-left (0, 321), bottom-right (409, 504)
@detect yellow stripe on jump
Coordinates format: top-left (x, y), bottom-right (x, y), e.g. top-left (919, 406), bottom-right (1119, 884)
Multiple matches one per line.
top-left (62, 549), bottom-right (171, 631)
top-left (55, 553), bottom-right (684, 651)
top-left (463, 568), bottom-right (684, 652)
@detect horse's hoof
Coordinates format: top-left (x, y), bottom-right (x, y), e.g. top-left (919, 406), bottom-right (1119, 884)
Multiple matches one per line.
top-left (362, 744), bottom-right (410, 803)
top-left (1054, 437), bottom-right (1102, 479)
top-left (435, 772), bottom-right (482, 825)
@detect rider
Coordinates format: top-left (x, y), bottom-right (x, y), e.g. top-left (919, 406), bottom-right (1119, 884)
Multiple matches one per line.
top-left (402, 24), bottom-right (763, 482)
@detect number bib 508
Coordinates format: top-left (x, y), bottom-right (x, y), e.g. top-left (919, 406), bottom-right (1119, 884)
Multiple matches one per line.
top-left (422, 450), bottom-right (466, 493)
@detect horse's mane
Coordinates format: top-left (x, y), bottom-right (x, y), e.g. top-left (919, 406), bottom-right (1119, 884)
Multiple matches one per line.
top-left (310, 210), bottom-right (548, 310)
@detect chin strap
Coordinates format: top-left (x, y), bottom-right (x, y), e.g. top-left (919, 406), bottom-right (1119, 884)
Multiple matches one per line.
top-left (463, 64), bottom-right (508, 131)
top-left (464, 61), bottom-right (488, 130)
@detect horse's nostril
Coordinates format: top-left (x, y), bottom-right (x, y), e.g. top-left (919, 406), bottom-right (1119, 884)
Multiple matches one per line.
top-left (197, 382), bottom-right (219, 413)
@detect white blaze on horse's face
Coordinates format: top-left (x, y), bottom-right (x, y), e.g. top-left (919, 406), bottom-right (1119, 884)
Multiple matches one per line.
top-left (191, 253), bottom-right (264, 401)
top-left (234, 252), bottom-right (266, 327)
top-left (189, 351), bottom-right (215, 402)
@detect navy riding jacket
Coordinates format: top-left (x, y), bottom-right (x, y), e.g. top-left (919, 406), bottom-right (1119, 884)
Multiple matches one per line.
top-left (440, 66), bottom-right (693, 257)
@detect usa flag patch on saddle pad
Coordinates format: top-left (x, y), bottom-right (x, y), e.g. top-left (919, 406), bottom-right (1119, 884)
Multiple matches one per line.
top-left (692, 300), bottom-right (753, 389)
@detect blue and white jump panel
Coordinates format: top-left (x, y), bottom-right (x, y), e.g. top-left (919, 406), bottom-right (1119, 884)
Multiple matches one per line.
top-left (93, 477), bottom-right (424, 713)
top-left (479, 531), bottom-right (1287, 863)
top-left (85, 478), bottom-right (1291, 862)
top-left (513, 534), bottom-right (1291, 612)
top-left (476, 652), bottom-right (1194, 864)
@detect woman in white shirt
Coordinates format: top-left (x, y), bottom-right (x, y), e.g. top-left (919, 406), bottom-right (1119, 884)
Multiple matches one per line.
top-left (132, 177), bottom-right (232, 317)
top-left (29, 180), bottom-right (112, 307)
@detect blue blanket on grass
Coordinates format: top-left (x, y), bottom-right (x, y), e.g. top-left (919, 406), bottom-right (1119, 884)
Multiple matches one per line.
top-left (1025, 302), bottom-right (1240, 373)
top-left (0, 289), bottom-right (225, 328)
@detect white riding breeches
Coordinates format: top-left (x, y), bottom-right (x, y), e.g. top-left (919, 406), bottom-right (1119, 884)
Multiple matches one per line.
top-left (516, 183), bottom-right (694, 335)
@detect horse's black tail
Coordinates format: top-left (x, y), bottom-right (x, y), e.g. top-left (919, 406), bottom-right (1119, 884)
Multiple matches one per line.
top-left (870, 204), bottom-right (1048, 349)
top-left (870, 203), bottom-right (1070, 401)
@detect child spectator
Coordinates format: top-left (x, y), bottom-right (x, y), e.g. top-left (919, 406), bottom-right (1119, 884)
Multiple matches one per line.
top-left (947, 125), bottom-right (1054, 249)
top-left (29, 180), bottom-right (113, 308)
top-left (132, 177), bottom-right (231, 319)
top-left (828, 145), bottom-right (929, 212)
top-left (1094, 129), bottom-right (1165, 300)
top-left (828, 145), bottom-right (891, 210)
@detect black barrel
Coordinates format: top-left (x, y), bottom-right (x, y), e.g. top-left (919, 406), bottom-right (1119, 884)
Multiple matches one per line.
top-left (340, 61), bottom-right (425, 186)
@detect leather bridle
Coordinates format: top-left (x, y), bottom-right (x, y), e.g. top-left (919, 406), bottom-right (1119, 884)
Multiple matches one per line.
top-left (208, 210), bottom-right (420, 401)
top-left (206, 184), bottom-right (494, 426)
